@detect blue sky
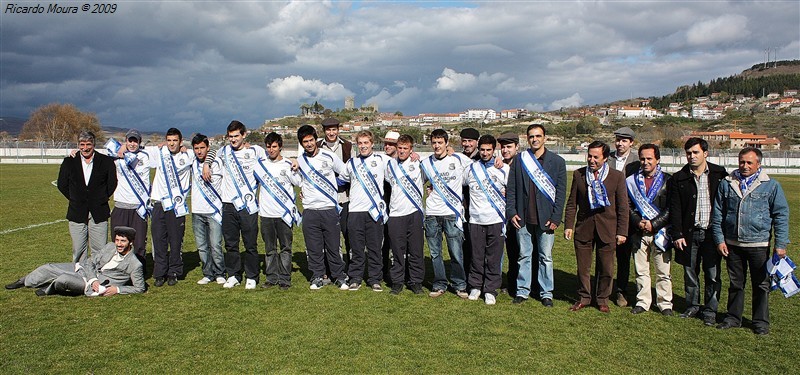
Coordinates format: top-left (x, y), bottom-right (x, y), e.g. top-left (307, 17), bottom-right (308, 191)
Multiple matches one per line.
top-left (2, 0), bottom-right (798, 135)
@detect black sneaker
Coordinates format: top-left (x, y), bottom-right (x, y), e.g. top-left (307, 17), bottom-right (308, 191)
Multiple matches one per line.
top-left (5, 279), bottom-right (24, 290)
top-left (541, 298), bottom-right (553, 307)
top-left (408, 283), bottom-right (423, 294)
top-left (703, 314), bottom-right (717, 326)
top-left (154, 277), bottom-right (166, 287)
top-left (390, 285), bottom-right (403, 295)
top-left (261, 282), bottom-right (277, 289)
top-left (167, 275), bottom-right (178, 286)
top-left (279, 284), bottom-right (290, 291)
top-left (309, 278), bottom-right (324, 290)
top-left (34, 288), bottom-right (48, 297)
top-left (512, 296), bottom-right (527, 304)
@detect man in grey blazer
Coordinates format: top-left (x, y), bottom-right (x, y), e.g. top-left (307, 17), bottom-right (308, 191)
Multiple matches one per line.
top-left (5, 227), bottom-right (145, 296)
top-left (608, 127), bottom-right (639, 307)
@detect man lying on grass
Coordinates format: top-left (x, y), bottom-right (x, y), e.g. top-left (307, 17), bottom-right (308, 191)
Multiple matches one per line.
top-left (5, 226), bottom-right (145, 296)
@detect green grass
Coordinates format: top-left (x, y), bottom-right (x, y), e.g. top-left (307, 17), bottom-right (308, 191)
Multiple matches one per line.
top-left (1, 164), bottom-right (798, 373)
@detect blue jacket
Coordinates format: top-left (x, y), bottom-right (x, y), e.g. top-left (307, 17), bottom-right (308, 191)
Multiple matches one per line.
top-left (710, 171), bottom-right (790, 249)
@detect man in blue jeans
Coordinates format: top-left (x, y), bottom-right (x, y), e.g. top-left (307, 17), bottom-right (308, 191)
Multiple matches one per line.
top-left (505, 124), bottom-right (567, 307)
top-left (422, 129), bottom-right (471, 298)
top-left (711, 147), bottom-right (790, 335)
top-left (191, 134), bottom-right (226, 285)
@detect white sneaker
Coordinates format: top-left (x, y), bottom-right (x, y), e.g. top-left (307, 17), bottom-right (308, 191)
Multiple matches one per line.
top-left (485, 294), bottom-right (496, 305)
top-left (223, 276), bottom-right (240, 289)
top-left (468, 288), bottom-right (481, 301)
top-left (197, 277), bottom-right (213, 285)
top-left (245, 278), bottom-right (257, 290)
top-left (215, 277), bottom-right (227, 285)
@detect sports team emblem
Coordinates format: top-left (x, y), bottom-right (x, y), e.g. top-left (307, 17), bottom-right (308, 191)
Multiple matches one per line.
top-left (322, 161), bottom-right (329, 168)
top-left (174, 196), bottom-right (183, 204)
top-left (179, 159), bottom-right (185, 166)
top-left (371, 160), bottom-right (377, 168)
top-left (409, 165), bottom-right (415, 171)
top-left (449, 163), bottom-right (455, 170)
top-left (244, 193), bottom-right (254, 202)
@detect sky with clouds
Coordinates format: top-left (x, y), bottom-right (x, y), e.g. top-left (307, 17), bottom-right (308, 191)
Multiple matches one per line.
top-left (2, 0), bottom-right (798, 135)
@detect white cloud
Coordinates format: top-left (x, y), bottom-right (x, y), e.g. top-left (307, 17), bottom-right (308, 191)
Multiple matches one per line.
top-left (435, 68), bottom-right (479, 91)
top-left (267, 75), bottom-right (354, 103)
top-left (550, 93), bottom-right (584, 110)
top-left (360, 81), bottom-right (381, 93)
top-left (686, 15), bottom-right (749, 47)
top-left (524, 103), bottom-right (546, 112)
top-left (364, 86), bottom-right (423, 109)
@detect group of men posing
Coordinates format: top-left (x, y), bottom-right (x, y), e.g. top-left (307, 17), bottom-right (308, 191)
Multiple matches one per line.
top-left (6, 120), bottom-right (789, 335)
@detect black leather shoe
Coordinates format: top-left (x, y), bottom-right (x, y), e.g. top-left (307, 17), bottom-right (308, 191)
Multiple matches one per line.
top-left (631, 306), bottom-right (647, 314)
top-left (753, 326), bottom-right (770, 336)
top-left (34, 288), bottom-right (48, 297)
top-left (679, 306), bottom-right (700, 319)
top-left (167, 276), bottom-right (178, 286)
top-left (408, 284), bottom-right (423, 294)
top-left (390, 285), bottom-right (403, 295)
top-left (154, 277), bottom-right (166, 287)
top-left (661, 309), bottom-right (673, 317)
top-left (716, 321), bottom-right (740, 330)
top-left (5, 279), bottom-right (24, 290)
top-left (541, 298), bottom-right (553, 307)
top-left (512, 296), bottom-right (527, 304)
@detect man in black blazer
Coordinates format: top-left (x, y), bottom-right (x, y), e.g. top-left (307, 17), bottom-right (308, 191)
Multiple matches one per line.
top-left (667, 137), bottom-right (727, 325)
top-left (57, 130), bottom-right (117, 263)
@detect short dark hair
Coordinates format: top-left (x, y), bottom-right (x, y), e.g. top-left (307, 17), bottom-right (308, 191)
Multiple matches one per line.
top-left (397, 134), bottom-right (414, 145)
top-left (587, 140), bottom-right (610, 159)
top-left (166, 128), bottom-right (182, 140)
top-left (430, 129), bottom-right (448, 142)
top-left (297, 125), bottom-right (317, 143)
top-left (264, 132), bottom-right (283, 148)
top-left (638, 143), bottom-right (660, 160)
top-left (478, 134), bottom-right (497, 149)
top-left (526, 124), bottom-right (547, 136)
top-left (739, 147), bottom-right (762, 163)
top-left (113, 226), bottom-right (136, 243)
top-left (191, 133), bottom-right (209, 146)
top-left (684, 137), bottom-right (708, 152)
top-left (227, 120), bottom-right (246, 135)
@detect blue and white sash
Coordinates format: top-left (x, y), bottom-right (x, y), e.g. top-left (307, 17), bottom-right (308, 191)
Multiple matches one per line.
top-left (104, 138), bottom-right (121, 156)
top-left (421, 156), bottom-right (464, 231)
top-left (254, 158), bottom-right (301, 227)
top-left (222, 145), bottom-right (258, 214)
top-left (470, 161), bottom-right (507, 236)
top-left (586, 163), bottom-right (610, 210)
top-left (519, 149), bottom-right (556, 204)
top-left (388, 159), bottom-right (424, 214)
top-left (626, 167), bottom-right (670, 251)
top-left (117, 154), bottom-right (151, 219)
top-left (350, 156), bottom-right (387, 224)
top-left (193, 160), bottom-right (223, 224)
top-left (159, 146), bottom-right (189, 217)
top-left (732, 167), bottom-right (762, 196)
top-left (298, 152), bottom-right (341, 213)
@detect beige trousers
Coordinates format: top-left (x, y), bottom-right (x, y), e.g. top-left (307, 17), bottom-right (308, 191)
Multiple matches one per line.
top-left (634, 234), bottom-right (673, 311)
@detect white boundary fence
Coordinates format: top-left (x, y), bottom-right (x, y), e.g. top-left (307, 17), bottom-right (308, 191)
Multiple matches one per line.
top-left (2, 144), bottom-right (799, 174)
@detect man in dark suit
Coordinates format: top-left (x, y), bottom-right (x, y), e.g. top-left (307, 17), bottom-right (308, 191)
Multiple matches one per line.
top-left (608, 126), bottom-right (639, 307)
top-left (5, 226), bottom-right (145, 296)
top-left (506, 125), bottom-right (567, 307)
top-left (668, 137), bottom-right (727, 325)
top-left (564, 141), bottom-right (629, 313)
top-left (57, 130), bottom-right (117, 263)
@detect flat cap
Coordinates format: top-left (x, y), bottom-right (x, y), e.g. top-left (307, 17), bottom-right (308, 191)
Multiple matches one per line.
top-left (320, 117), bottom-right (340, 127)
top-left (460, 127), bottom-right (480, 140)
top-left (125, 129), bottom-right (142, 142)
top-left (497, 132), bottom-right (519, 145)
top-left (384, 131), bottom-right (400, 142)
top-left (613, 126), bottom-right (635, 140)
top-left (113, 226), bottom-right (136, 241)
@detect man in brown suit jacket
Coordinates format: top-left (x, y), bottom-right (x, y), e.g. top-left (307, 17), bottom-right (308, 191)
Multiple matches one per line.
top-left (564, 141), bottom-right (629, 313)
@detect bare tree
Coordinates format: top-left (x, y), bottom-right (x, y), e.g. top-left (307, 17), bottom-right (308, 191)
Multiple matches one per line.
top-left (20, 103), bottom-right (102, 146)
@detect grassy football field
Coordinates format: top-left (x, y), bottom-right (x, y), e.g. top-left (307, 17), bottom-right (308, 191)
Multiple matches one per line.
top-left (0, 164), bottom-right (798, 373)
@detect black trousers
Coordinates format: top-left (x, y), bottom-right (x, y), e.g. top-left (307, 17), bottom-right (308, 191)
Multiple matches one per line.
top-left (504, 222), bottom-right (519, 293)
top-left (347, 212), bottom-right (384, 285)
top-left (724, 245), bottom-right (770, 328)
top-left (468, 222), bottom-right (504, 295)
top-left (614, 239), bottom-right (633, 294)
top-left (683, 228), bottom-right (722, 315)
top-left (304, 208), bottom-right (346, 281)
top-left (111, 207), bottom-right (149, 275)
top-left (388, 211), bottom-right (425, 286)
top-left (222, 203), bottom-right (260, 281)
top-left (260, 217), bottom-right (293, 286)
top-left (151, 202), bottom-right (185, 278)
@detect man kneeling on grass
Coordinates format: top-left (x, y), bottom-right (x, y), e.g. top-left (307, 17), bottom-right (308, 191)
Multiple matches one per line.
top-left (5, 226), bottom-right (145, 296)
